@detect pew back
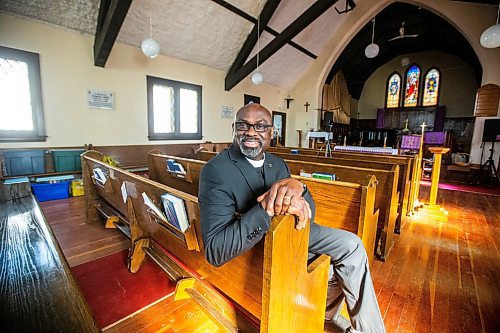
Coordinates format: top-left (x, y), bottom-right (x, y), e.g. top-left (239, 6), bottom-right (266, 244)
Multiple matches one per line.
top-left (150, 152), bottom-right (379, 265)
top-left (268, 147), bottom-right (416, 220)
top-left (0, 188), bottom-right (100, 332)
top-left (198, 150), bottom-right (398, 260)
top-left (82, 151), bottom-right (329, 332)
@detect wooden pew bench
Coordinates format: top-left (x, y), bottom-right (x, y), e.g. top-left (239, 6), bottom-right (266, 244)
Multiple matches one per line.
top-left (198, 150), bottom-right (398, 261)
top-left (0, 183), bottom-right (100, 332)
top-left (268, 147), bottom-right (415, 232)
top-left (82, 151), bottom-right (330, 333)
top-left (148, 151), bottom-right (379, 266)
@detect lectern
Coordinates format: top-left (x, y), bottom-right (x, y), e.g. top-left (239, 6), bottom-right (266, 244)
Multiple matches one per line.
top-left (420, 146), bottom-right (450, 221)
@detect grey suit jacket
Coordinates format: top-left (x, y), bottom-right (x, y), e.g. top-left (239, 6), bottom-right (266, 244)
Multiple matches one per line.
top-left (198, 144), bottom-right (315, 266)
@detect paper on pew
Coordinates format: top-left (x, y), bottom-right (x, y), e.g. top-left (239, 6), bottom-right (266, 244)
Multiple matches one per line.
top-left (93, 168), bottom-right (107, 184)
top-left (121, 182), bottom-right (127, 203)
top-left (142, 192), bottom-right (168, 222)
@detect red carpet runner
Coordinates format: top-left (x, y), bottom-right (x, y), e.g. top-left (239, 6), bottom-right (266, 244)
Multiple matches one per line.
top-left (71, 250), bottom-right (176, 328)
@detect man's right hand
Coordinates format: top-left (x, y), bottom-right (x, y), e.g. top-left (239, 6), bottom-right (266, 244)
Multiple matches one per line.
top-left (258, 191), bottom-right (311, 230)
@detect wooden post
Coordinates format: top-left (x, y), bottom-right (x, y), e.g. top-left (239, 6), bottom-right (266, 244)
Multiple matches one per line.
top-left (296, 129), bottom-right (302, 148)
top-left (428, 147), bottom-right (449, 206)
top-left (419, 146), bottom-right (450, 221)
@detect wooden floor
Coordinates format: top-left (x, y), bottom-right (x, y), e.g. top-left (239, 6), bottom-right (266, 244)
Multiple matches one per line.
top-left (40, 197), bottom-right (129, 267)
top-left (41, 188), bottom-right (500, 332)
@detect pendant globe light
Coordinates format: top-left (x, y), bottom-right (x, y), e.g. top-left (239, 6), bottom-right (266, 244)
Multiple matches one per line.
top-left (364, 17), bottom-right (379, 58)
top-left (480, 1), bottom-right (500, 48)
top-left (141, 0), bottom-right (160, 58)
top-left (251, 2), bottom-right (264, 85)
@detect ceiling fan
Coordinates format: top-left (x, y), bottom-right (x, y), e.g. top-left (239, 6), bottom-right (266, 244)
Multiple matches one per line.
top-left (388, 22), bottom-right (419, 41)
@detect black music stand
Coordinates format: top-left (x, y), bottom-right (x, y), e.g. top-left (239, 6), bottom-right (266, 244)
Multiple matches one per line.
top-left (316, 122), bottom-right (333, 157)
top-left (471, 141), bottom-right (499, 187)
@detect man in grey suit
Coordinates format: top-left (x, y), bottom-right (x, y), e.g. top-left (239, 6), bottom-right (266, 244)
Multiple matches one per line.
top-left (198, 103), bottom-right (385, 333)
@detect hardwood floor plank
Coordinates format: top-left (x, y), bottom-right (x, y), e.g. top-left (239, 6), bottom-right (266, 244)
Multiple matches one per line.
top-left (40, 197), bottom-right (129, 266)
top-left (39, 187), bottom-right (500, 332)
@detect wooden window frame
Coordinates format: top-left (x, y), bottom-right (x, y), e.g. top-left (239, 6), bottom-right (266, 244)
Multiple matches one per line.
top-left (146, 75), bottom-right (202, 141)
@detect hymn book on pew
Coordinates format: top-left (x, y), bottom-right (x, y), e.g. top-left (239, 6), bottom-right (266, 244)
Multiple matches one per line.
top-left (298, 170), bottom-right (336, 181)
top-left (161, 193), bottom-right (189, 232)
top-left (312, 172), bottom-right (336, 181)
top-left (142, 192), bottom-right (168, 223)
top-left (166, 159), bottom-right (186, 174)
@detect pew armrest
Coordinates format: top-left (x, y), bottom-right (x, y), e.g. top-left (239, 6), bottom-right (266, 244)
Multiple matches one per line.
top-left (261, 214), bottom-right (329, 333)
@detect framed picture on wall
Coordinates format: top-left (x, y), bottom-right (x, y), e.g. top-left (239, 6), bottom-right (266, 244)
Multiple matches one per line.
top-left (244, 94), bottom-right (260, 105)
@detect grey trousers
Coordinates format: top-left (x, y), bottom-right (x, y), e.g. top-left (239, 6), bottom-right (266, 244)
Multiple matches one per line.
top-left (308, 223), bottom-right (386, 333)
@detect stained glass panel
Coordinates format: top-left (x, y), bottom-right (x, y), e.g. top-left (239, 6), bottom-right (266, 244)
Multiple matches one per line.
top-left (386, 73), bottom-right (401, 108)
top-left (422, 69), bottom-right (440, 106)
top-left (404, 65), bottom-right (420, 107)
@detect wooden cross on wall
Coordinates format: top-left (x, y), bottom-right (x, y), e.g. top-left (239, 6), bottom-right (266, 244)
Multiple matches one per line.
top-left (304, 102), bottom-right (310, 112)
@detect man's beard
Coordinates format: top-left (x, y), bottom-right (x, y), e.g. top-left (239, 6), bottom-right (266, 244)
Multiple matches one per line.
top-left (235, 134), bottom-right (263, 159)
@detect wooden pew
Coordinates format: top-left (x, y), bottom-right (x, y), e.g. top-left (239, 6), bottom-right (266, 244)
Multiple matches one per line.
top-left (82, 151), bottom-right (330, 333)
top-left (268, 146), bottom-right (416, 230)
top-left (198, 150), bottom-right (399, 261)
top-left (87, 143), bottom-right (205, 169)
top-left (148, 151), bottom-right (379, 266)
top-left (0, 183), bottom-right (100, 333)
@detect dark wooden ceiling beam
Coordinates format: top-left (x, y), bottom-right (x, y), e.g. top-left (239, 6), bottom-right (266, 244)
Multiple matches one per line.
top-left (221, 0), bottom-right (281, 79)
top-left (93, 0), bottom-right (133, 67)
top-left (211, 0), bottom-right (316, 59)
top-left (225, 0), bottom-right (340, 91)
top-left (225, 0), bottom-right (282, 82)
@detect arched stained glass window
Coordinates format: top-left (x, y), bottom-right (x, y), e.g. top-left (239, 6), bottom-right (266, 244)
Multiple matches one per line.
top-left (422, 68), bottom-right (440, 106)
top-left (403, 64), bottom-right (420, 107)
top-left (386, 72), bottom-right (401, 108)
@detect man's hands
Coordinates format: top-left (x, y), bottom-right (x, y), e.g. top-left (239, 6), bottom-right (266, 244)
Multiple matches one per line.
top-left (257, 178), bottom-right (311, 230)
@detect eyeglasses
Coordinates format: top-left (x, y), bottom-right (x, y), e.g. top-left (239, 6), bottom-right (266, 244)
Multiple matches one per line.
top-left (234, 121), bottom-right (272, 133)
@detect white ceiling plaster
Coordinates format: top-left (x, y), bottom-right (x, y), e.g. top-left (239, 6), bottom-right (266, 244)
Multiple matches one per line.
top-left (0, 0), bottom-right (351, 89)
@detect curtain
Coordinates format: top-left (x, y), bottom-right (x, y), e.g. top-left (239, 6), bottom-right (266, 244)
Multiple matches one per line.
top-left (322, 72), bottom-right (351, 124)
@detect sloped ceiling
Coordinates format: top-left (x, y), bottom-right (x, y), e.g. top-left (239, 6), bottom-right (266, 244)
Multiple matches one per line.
top-left (0, 0), bottom-right (496, 95)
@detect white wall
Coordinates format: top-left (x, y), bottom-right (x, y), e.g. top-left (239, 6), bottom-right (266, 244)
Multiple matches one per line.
top-left (0, 14), bottom-right (286, 148)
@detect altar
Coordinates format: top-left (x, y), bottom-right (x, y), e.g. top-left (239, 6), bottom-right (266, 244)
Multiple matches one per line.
top-left (334, 145), bottom-right (398, 155)
top-left (306, 131), bottom-right (334, 141)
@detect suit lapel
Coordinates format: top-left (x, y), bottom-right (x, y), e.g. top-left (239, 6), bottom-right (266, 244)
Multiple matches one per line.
top-left (228, 145), bottom-right (264, 196)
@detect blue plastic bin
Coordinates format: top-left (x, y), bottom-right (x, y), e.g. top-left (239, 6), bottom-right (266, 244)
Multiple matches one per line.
top-left (31, 181), bottom-right (70, 202)
top-left (2, 150), bottom-right (45, 176)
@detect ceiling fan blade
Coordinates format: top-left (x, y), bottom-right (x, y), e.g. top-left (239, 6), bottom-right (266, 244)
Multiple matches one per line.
top-left (406, 34), bottom-right (419, 38)
top-left (388, 36), bottom-right (402, 41)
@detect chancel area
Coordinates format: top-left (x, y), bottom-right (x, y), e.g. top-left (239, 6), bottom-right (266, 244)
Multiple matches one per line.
top-left (1, 1), bottom-right (499, 332)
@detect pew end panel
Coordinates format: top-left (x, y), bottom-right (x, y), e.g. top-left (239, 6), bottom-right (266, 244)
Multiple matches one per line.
top-left (294, 175), bottom-right (379, 267)
top-left (81, 150), bottom-right (105, 224)
top-left (261, 215), bottom-right (330, 333)
top-left (286, 159), bottom-right (399, 261)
